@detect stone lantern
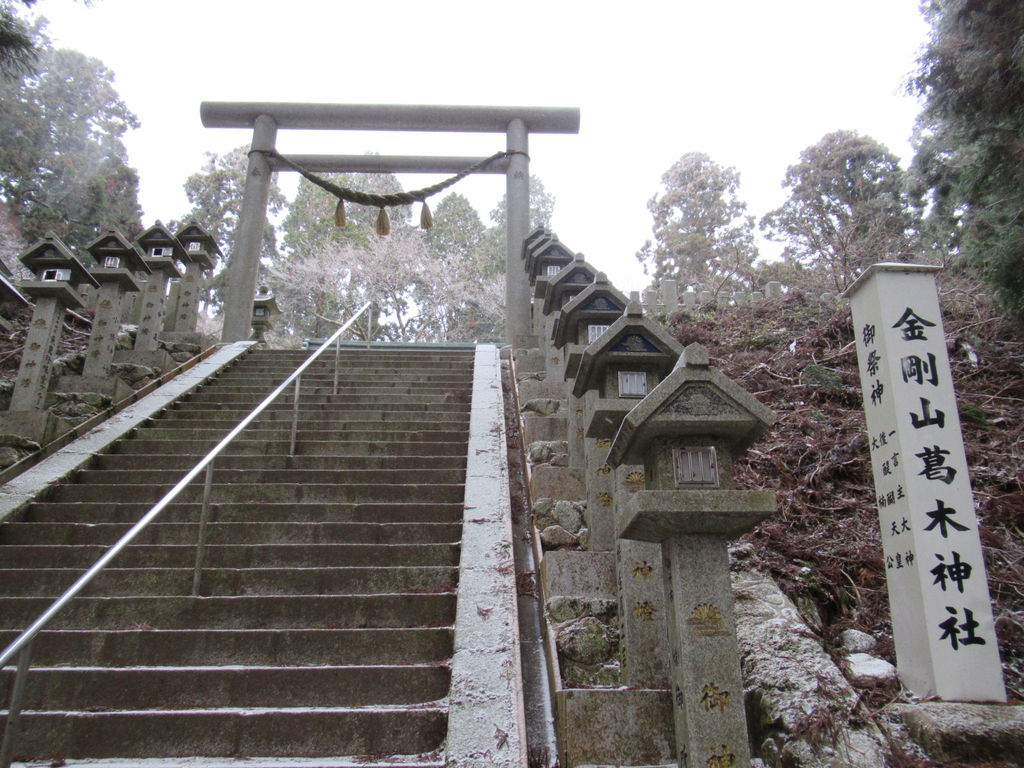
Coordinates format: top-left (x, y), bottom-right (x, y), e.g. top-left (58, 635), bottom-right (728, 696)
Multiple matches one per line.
top-left (608, 342), bottom-right (776, 768)
top-left (524, 233), bottom-right (575, 337)
top-left (549, 273), bottom-right (628, 467)
top-left (251, 286), bottom-right (280, 342)
top-left (130, 222), bottom-right (184, 355)
top-left (537, 254), bottom-right (599, 381)
top-left (571, 299), bottom-right (682, 688)
top-left (166, 221), bottom-right (220, 341)
top-left (3, 236), bottom-right (98, 438)
top-left (78, 230), bottom-right (150, 381)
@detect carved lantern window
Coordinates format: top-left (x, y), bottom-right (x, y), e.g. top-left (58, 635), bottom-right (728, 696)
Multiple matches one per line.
top-left (672, 446), bottom-right (719, 487)
top-left (618, 370), bottom-right (647, 398)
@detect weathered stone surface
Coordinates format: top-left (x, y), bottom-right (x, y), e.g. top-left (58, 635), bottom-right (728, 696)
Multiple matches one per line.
top-left (531, 497), bottom-right (555, 526)
top-left (513, 348), bottom-right (545, 372)
top-left (555, 688), bottom-right (673, 767)
top-left (517, 378), bottom-right (565, 402)
top-left (0, 446), bottom-right (21, 469)
top-left (894, 702), bottom-right (1024, 764)
top-left (845, 653), bottom-right (896, 686)
top-left (839, 628), bottom-right (877, 653)
top-left (521, 414), bottom-right (565, 444)
top-left (539, 524), bottom-right (578, 549)
top-left (556, 616), bottom-right (616, 665)
top-left (526, 440), bottom-right (569, 465)
top-left (732, 569), bottom-right (888, 768)
top-left (521, 397), bottom-right (561, 416)
top-left (51, 352), bottom-right (85, 377)
top-left (46, 391), bottom-right (112, 419)
top-left (529, 465), bottom-right (584, 502)
top-left (111, 362), bottom-right (158, 388)
top-left (552, 500), bottom-right (583, 533)
top-left (0, 432), bottom-right (40, 469)
top-left (539, 551), bottom-right (616, 599)
top-left (545, 596), bottom-right (617, 624)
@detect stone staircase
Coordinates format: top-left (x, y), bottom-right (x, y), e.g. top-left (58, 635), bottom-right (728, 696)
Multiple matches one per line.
top-left (0, 346), bottom-right (477, 765)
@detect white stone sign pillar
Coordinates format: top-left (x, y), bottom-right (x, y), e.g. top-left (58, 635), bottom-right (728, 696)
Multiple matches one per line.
top-left (844, 263), bottom-right (1005, 702)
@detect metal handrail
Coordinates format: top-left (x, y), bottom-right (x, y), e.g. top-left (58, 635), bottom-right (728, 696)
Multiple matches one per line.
top-left (0, 302), bottom-right (373, 768)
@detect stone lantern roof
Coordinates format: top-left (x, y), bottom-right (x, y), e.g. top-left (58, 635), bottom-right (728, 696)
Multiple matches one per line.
top-left (540, 253), bottom-right (599, 315)
top-left (175, 220), bottom-right (221, 270)
top-left (608, 342), bottom-right (775, 468)
top-left (521, 226), bottom-right (552, 260)
top-left (551, 272), bottom-right (628, 349)
top-left (19, 235), bottom-right (98, 290)
top-left (252, 285), bottom-right (280, 317)
top-left (135, 222), bottom-right (184, 278)
top-left (85, 230), bottom-right (151, 292)
top-left (87, 230), bottom-right (151, 273)
top-left (526, 235), bottom-right (576, 292)
top-left (572, 301), bottom-right (682, 398)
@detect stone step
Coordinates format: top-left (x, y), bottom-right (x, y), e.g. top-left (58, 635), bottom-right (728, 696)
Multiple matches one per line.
top-left (177, 392), bottom-right (462, 406)
top-left (0, 543), bottom-right (459, 569)
top-left (139, 419), bottom-right (472, 435)
top-left (183, 387), bottom-right (472, 402)
top-left (0, 593), bottom-right (456, 630)
top-left (1, 664), bottom-right (449, 711)
top-left (24, 501), bottom-right (464, 524)
top-left (45, 482), bottom-right (465, 504)
top-left (208, 372), bottom-right (473, 385)
top-left (132, 427), bottom-right (468, 443)
top-left (241, 351), bottom-right (473, 363)
top-left (0, 565), bottom-right (458, 597)
top-left (0, 521), bottom-right (461, 546)
top-left (70, 467), bottom-right (466, 487)
top-left (158, 403), bottom-right (471, 418)
top-left (5, 706), bottom-right (446, 759)
top-left (244, 350), bottom-right (472, 360)
top-left (90, 453), bottom-right (466, 471)
top-left (115, 439), bottom-right (468, 456)
top-left (0, 627), bottom-right (453, 666)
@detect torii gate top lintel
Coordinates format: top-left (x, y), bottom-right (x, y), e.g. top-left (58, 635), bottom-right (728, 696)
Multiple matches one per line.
top-left (200, 101), bottom-right (581, 134)
top-left (208, 101), bottom-right (579, 345)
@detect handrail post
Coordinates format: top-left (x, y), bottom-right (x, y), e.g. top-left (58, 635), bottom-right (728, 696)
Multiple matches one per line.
top-left (0, 642), bottom-right (34, 768)
top-left (366, 306), bottom-right (373, 350)
top-left (191, 462), bottom-right (216, 596)
top-left (289, 374), bottom-right (301, 457)
top-left (332, 334), bottom-right (341, 395)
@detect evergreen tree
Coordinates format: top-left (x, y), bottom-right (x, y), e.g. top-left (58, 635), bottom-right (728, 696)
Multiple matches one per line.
top-left (0, 0), bottom-right (38, 78)
top-left (0, 43), bottom-right (142, 246)
top-left (909, 0), bottom-right (1024, 317)
top-left (637, 153), bottom-right (758, 291)
top-left (761, 131), bottom-right (918, 291)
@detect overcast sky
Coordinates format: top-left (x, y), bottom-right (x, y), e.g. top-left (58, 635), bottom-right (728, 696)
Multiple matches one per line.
top-left (33, 0), bottom-right (930, 294)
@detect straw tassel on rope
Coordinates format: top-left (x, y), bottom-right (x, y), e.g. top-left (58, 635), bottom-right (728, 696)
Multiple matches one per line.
top-left (375, 208), bottom-right (391, 236)
top-left (419, 201), bottom-right (433, 230)
top-left (334, 200), bottom-right (347, 228)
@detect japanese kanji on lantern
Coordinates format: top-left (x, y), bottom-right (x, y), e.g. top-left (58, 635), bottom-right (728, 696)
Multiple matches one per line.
top-left (843, 263), bottom-right (1005, 702)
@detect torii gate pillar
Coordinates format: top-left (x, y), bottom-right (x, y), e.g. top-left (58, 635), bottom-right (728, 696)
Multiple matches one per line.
top-left (222, 114), bottom-right (277, 344)
top-left (505, 118), bottom-right (530, 344)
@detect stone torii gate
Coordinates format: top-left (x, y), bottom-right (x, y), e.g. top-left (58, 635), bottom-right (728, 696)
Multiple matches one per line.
top-left (200, 102), bottom-right (580, 344)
